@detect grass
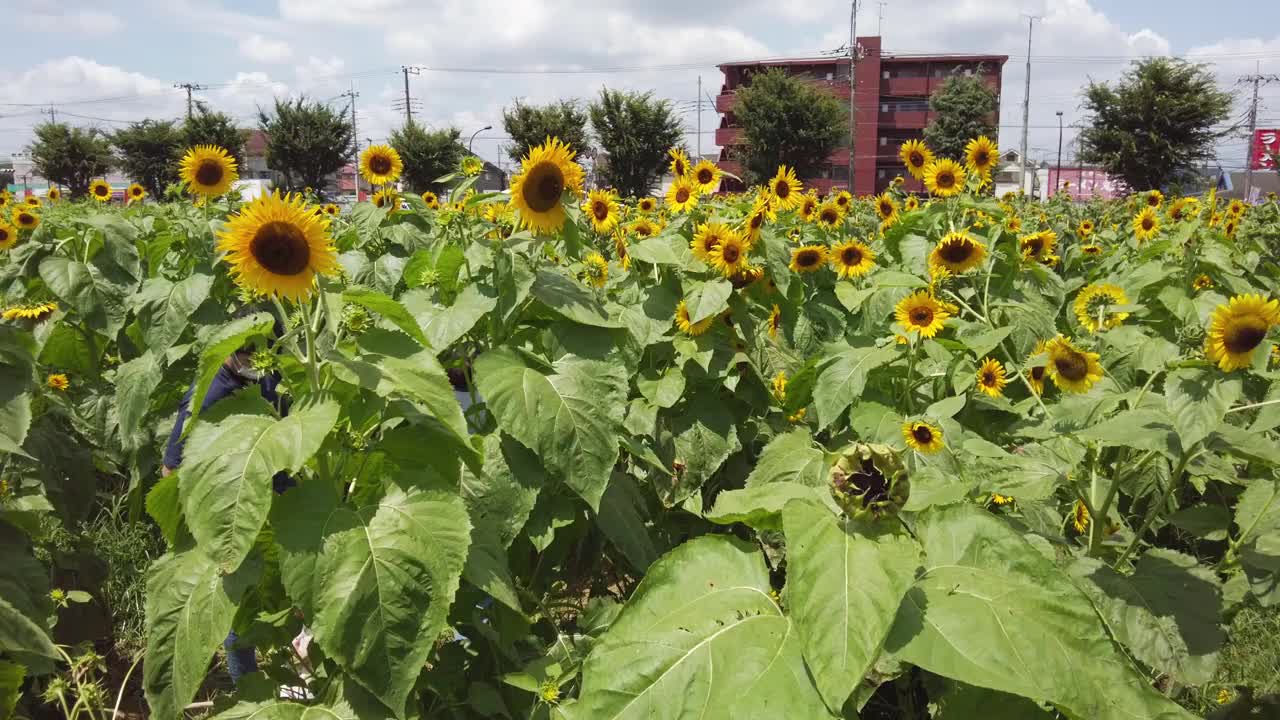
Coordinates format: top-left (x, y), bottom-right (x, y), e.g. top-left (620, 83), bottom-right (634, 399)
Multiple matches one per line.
top-left (1180, 602), bottom-right (1280, 716)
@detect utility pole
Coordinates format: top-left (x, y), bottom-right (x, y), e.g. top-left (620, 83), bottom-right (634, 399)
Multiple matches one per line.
top-left (400, 66), bottom-right (420, 125)
top-left (847, 0), bottom-right (859, 193)
top-left (341, 83), bottom-right (360, 199)
top-left (877, 1), bottom-right (886, 35)
top-left (41, 107), bottom-right (57, 124)
top-left (174, 82), bottom-right (205, 120)
top-left (1017, 15), bottom-right (1039, 195)
top-left (697, 75), bottom-right (702, 158)
top-left (1055, 111), bottom-right (1063, 193)
top-left (1240, 64), bottom-right (1280, 202)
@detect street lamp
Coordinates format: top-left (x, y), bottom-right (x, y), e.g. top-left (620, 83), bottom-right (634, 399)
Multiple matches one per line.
top-left (1055, 111), bottom-right (1064, 195)
top-left (468, 125), bottom-right (492, 154)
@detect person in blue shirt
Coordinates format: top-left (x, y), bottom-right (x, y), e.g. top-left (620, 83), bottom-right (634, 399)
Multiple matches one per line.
top-left (162, 318), bottom-right (290, 684)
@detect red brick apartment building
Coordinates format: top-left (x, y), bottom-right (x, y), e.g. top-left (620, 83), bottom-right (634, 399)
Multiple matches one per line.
top-left (716, 37), bottom-right (1007, 196)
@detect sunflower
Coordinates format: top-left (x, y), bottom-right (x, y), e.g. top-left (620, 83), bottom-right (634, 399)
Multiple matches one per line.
top-left (964, 136), bottom-right (998, 178)
top-left (12, 209), bottom-right (39, 231)
top-left (899, 139), bottom-right (934, 180)
top-left (902, 420), bottom-right (944, 454)
top-left (371, 189), bottom-right (399, 209)
top-left (666, 176), bottom-right (699, 213)
top-left (991, 493), bottom-right (1014, 506)
top-left (768, 303), bottom-right (782, 338)
top-left (583, 189), bottom-right (620, 233)
top-left (1019, 229), bottom-right (1057, 261)
top-left (25, 196), bottom-right (41, 208)
top-left (0, 221), bottom-right (17, 251)
top-left (1226, 199), bottom-right (1245, 218)
top-left (0, 191), bottom-right (10, 208)
top-left (799, 192), bottom-right (819, 223)
top-left (1072, 499), bottom-right (1090, 534)
top-left (1145, 190), bottom-right (1163, 208)
top-left (789, 244), bottom-right (828, 273)
top-left (89, 180), bottom-right (112, 203)
top-left (215, 191), bottom-right (339, 301)
top-left (771, 370), bottom-right (788, 402)
top-left (1074, 283), bottom-right (1130, 333)
top-left (816, 201), bottom-right (844, 230)
top-left (895, 291), bottom-right (949, 338)
top-left (690, 221), bottom-right (730, 261)
top-left (1168, 197), bottom-right (1198, 222)
top-left (1224, 220), bottom-right (1238, 238)
top-left (668, 147), bottom-right (691, 179)
top-left (923, 158), bottom-right (965, 198)
top-left (708, 230), bottom-right (751, 278)
top-left (460, 155), bottom-right (484, 177)
top-left (612, 231), bottom-right (632, 271)
top-left (322, 203), bottom-right (340, 217)
top-left (1192, 274), bottom-right (1214, 292)
top-left (510, 137), bottom-right (586, 234)
top-left (975, 357), bottom-right (1008, 398)
top-left (421, 191), bottom-right (439, 209)
top-left (582, 252), bottom-right (609, 288)
top-left (1077, 219), bottom-right (1094, 236)
top-left (830, 238), bottom-right (876, 279)
top-left (1204, 294), bottom-right (1280, 371)
top-left (1080, 244), bottom-right (1103, 257)
top-left (637, 197), bottom-right (657, 214)
top-left (929, 231), bottom-right (987, 275)
top-left (126, 184), bottom-right (146, 204)
top-left (1005, 215), bottom-right (1022, 233)
top-left (180, 145), bottom-right (239, 197)
top-left (691, 159), bottom-right (720, 193)
top-left (46, 187), bottom-right (61, 202)
top-left (1044, 335), bottom-right (1104, 393)
top-left (1, 301), bottom-right (57, 322)
top-left (674, 300), bottom-right (714, 336)
top-left (874, 192), bottom-right (899, 224)
top-left (1042, 254), bottom-right (1060, 268)
top-left (729, 265), bottom-right (763, 289)
top-left (360, 144), bottom-right (403, 186)
top-left (46, 373), bottom-right (69, 392)
top-left (767, 166), bottom-right (803, 210)
top-left (833, 190), bottom-right (853, 211)
top-left (903, 195), bottom-right (920, 212)
top-left (1132, 207), bottom-right (1160, 242)
top-left (631, 218), bottom-right (660, 238)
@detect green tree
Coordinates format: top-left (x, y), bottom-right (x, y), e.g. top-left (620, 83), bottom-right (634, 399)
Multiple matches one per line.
top-left (589, 89), bottom-right (683, 197)
top-left (112, 119), bottom-right (183, 198)
top-left (501, 99), bottom-right (591, 165)
top-left (1079, 57), bottom-right (1232, 191)
top-left (733, 68), bottom-right (847, 184)
top-left (923, 70), bottom-right (998, 161)
top-left (257, 97), bottom-right (355, 194)
top-left (389, 122), bottom-right (465, 194)
top-left (26, 122), bottom-right (114, 199)
top-left (182, 104), bottom-right (246, 163)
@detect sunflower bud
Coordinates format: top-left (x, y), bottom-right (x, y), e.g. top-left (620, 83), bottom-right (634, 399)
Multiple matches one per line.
top-left (250, 350), bottom-right (277, 372)
top-left (342, 305), bottom-right (373, 335)
top-left (418, 268), bottom-right (440, 287)
top-left (829, 443), bottom-right (909, 520)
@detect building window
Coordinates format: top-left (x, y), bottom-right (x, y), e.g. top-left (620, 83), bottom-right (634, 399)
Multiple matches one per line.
top-left (882, 70), bottom-right (890, 79)
top-left (877, 169), bottom-right (886, 179)
top-left (831, 165), bottom-right (849, 181)
top-left (879, 136), bottom-right (887, 146)
top-left (881, 103), bottom-right (889, 112)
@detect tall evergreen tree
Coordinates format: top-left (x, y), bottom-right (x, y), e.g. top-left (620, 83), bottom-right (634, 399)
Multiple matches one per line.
top-left (112, 119), bottom-right (183, 197)
top-left (501, 99), bottom-right (591, 165)
top-left (182, 104), bottom-right (246, 162)
top-left (26, 123), bottom-right (114, 199)
top-left (389, 123), bottom-right (465, 194)
top-left (733, 68), bottom-right (846, 184)
top-left (589, 89), bottom-right (683, 197)
top-left (257, 98), bottom-right (355, 193)
top-left (923, 71), bottom-right (999, 161)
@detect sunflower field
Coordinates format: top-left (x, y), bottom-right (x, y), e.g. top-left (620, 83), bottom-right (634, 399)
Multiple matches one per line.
top-left (2, 136), bottom-right (1280, 720)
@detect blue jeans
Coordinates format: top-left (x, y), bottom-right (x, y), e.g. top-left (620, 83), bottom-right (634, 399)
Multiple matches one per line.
top-left (225, 631), bottom-right (257, 683)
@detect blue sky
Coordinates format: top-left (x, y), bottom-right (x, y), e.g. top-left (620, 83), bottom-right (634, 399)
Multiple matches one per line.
top-left (3, 0), bottom-right (1278, 172)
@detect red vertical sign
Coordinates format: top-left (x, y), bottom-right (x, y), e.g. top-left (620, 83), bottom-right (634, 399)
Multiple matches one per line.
top-left (1252, 129), bottom-right (1280, 170)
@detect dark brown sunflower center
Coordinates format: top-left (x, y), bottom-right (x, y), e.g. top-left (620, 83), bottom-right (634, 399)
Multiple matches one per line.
top-left (774, 181), bottom-right (791, 199)
top-left (131, 187), bottom-right (142, 196)
top-left (675, 161), bottom-right (686, 176)
top-left (910, 307), bottom-right (934, 326)
top-left (18, 213), bottom-right (33, 225)
top-left (195, 159), bottom-right (224, 187)
top-left (1142, 217), bottom-right (1154, 231)
top-left (697, 168), bottom-right (714, 184)
top-left (750, 213), bottom-right (764, 230)
top-left (1024, 238), bottom-right (1044, 255)
top-left (94, 184), bottom-right (108, 197)
top-left (0, 229), bottom-right (9, 242)
top-left (909, 151), bottom-right (924, 167)
top-left (837, 197), bottom-right (849, 207)
top-left (722, 243), bottom-right (741, 264)
top-left (939, 240), bottom-right (973, 264)
top-left (1031, 365), bottom-right (1046, 381)
top-left (797, 250), bottom-right (821, 267)
top-left (640, 200), bottom-right (653, 211)
top-left (368, 154), bottom-right (393, 175)
top-left (982, 370), bottom-right (997, 385)
top-left (702, 236), bottom-right (721, 253)
top-left (935, 172), bottom-right (956, 189)
top-left (1148, 196), bottom-right (1159, 207)
top-left (912, 425), bottom-right (935, 443)
top-left (592, 201), bottom-right (609, 221)
top-left (522, 161), bottom-right (564, 212)
top-left (974, 150), bottom-right (991, 165)
top-left (841, 247), bottom-right (863, 265)
top-left (821, 209), bottom-right (839, 224)
top-left (250, 221), bottom-right (311, 276)
top-left (879, 201), bottom-right (893, 216)
top-left (675, 188), bottom-right (691, 203)
top-left (844, 457), bottom-right (889, 502)
top-left (636, 223), bottom-right (654, 236)
top-left (1053, 351), bottom-right (1089, 381)
top-left (1223, 319), bottom-right (1267, 354)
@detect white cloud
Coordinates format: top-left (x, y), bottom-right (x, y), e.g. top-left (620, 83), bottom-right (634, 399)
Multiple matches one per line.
top-left (294, 56), bottom-right (347, 88)
top-left (16, 10), bottom-right (125, 36)
top-left (240, 34), bottom-right (294, 63)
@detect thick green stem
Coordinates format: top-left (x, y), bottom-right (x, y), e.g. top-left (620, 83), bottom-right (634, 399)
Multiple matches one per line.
top-left (1114, 451), bottom-right (1199, 568)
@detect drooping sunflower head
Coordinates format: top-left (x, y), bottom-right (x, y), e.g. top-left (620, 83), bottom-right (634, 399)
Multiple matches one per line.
top-left (13, 208), bottom-right (39, 231)
top-left (923, 158), bottom-right (965, 198)
top-left (360, 144), bottom-right (404, 186)
top-left (637, 197), bottom-right (657, 214)
top-left (0, 221), bottom-right (18, 251)
top-left (691, 159), bottom-right (720, 192)
top-left (180, 145), bottom-right (239, 197)
top-left (816, 201), bottom-right (844, 229)
top-left (1168, 197), bottom-right (1198, 222)
top-left (613, 231), bottom-right (632, 270)
top-left (874, 192), bottom-right (899, 222)
top-left (789, 244), bottom-right (829, 274)
top-left (371, 189), bottom-right (399, 209)
top-left (665, 176), bottom-right (699, 213)
top-left (1080, 243), bottom-right (1103, 257)
top-left (929, 231), bottom-right (987, 275)
top-left (829, 443), bottom-right (910, 518)
top-left (768, 166), bottom-right (803, 210)
top-left (215, 191), bottom-right (339, 301)
top-left (964, 136), bottom-right (998, 177)
top-left (46, 187), bottom-right (61, 202)
top-left (1192, 274), bottom-right (1214, 293)
top-left (126, 184), bottom-right (146, 203)
top-left (799, 191), bottom-right (820, 222)
top-left (673, 299), bottom-right (714, 336)
top-left (729, 265), bottom-right (763, 289)
top-left (768, 303), bottom-right (782, 339)
top-left (460, 155), bottom-right (484, 177)
top-left (1019, 229), bottom-right (1057, 261)
top-left (510, 136), bottom-right (586, 234)
top-left (582, 252), bottom-right (609, 289)
top-left (899, 139), bottom-right (934, 180)
top-left (708, 230), bottom-right (750, 278)
top-left (89, 180), bottom-right (112, 202)
top-left (1073, 283), bottom-right (1130, 333)
top-left (668, 147), bottom-right (690, 178)
top-left (1145, 190), bottom-right (1163, 208)
top-left (895, 291), bottom-right (949, 338)
top-left (975, 357), bottom-right (1008, 398)
top-left (1072, 499), bottom-right (1091, 534)
top-left (1205, 294), bottom-right (1280, 371)
top-left (1044, 335), bottom-right (1104, 393)
top-left (583, 189), bottom-right (620, 233)
top-left (1224, 219), bottom-right (1239, 238)
top-left (421, 191), bottom-right (439, 209)
top-left (1133, 207), bottom-right (1160, 242)
top-left (831, 238), bottom-right (876, 279)
top-left (902, 420), bottom-right (944, 454)
top-left (1, 301), bottom-right (58, 323)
